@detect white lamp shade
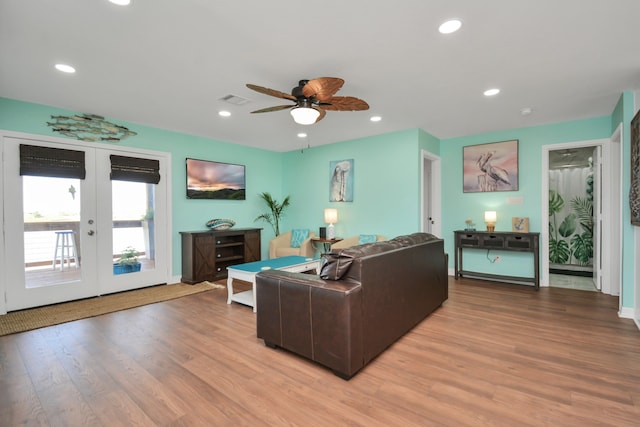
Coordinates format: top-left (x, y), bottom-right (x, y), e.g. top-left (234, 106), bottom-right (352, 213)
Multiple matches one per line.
top-left (484, 211), bottom-right (497, 223)
top-left (290, 107), bottom-right (320, 125)
top-left (324, 208), bottom-right (338, 224)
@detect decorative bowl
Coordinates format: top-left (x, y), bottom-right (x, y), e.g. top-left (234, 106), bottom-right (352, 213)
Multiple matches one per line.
top-left (206, 218), bottom-right (236, 230)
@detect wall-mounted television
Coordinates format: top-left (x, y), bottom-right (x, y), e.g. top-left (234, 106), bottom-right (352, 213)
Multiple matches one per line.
top-left (186, 158), bottom-right (246, 200)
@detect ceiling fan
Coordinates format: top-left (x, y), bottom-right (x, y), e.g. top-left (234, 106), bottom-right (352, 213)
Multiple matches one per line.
top-left (246, 77), bottom-right (369, 125)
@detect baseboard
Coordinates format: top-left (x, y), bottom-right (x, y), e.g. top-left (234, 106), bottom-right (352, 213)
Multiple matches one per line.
top-left (618, 306), bottom-right (634, 319)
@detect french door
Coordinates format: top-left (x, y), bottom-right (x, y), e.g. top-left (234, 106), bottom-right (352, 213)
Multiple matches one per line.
top-left (2, 135), bottom-right (170, 311)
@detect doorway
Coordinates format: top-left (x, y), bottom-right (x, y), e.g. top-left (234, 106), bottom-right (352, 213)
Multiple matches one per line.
top-left (421, 150), bottom-right (442, 238)
top-left (541, 138), bottom-right (621, 296)
top-left (1, 134), bottom-right (171, 312)
top-left (548, 146), bottom-right (599, 291)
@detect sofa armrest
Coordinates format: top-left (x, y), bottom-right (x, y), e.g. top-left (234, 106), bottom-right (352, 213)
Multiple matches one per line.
top-left (331, 235), bottom-right (387, 250)
top-left (298, 232), bottom-right (317, 257)
top-left (269, 231), bottom-right (292, 259)
top-left (269, 231), bottom-right (317, 258)
top-left (255, 270), bottom-right (364, 378)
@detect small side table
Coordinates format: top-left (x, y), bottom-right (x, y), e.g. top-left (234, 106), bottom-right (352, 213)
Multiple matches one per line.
top-left (311, 237), bottom-right (343, 255)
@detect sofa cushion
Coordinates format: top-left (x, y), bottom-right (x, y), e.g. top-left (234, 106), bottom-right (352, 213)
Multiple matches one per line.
top-left (290, 229), bottom-right (309, 248)
top-left (320, 233), bottom-right (439, 281)
top-left (319, 250), bottom-right (355, 280)
top-left (358, 234), bottom-right (377, 244)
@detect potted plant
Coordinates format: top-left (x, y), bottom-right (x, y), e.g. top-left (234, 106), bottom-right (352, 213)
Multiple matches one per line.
top-left (254, 192), bottom-right (290, 236)
top-left (113, 246), bottom-right (141, 274)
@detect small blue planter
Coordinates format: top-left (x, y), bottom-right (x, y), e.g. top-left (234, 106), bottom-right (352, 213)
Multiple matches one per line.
top-left (113, 263), bottom-right (141, 275)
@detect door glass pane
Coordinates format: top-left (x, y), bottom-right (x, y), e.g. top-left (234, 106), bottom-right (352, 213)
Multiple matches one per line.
top-left (112, 181), bottom-right (155, 275)
top-left (23, 176), bottom-right (81, 288)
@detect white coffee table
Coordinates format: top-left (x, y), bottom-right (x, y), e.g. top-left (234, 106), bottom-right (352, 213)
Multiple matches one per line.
top-left (226, 256), bottom-right (320, 312)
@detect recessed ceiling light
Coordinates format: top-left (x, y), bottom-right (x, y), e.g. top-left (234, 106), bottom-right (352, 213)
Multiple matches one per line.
top-left (218, 110), bottom-right (231, 117)
top-left (438, 19), bottom-right (462, 34)
top-left (297, 133), bottom-right (307, 138)
top-left (109, 0), bottom-right (132, 5)
top-left (55, 63), bottom-right (76, 73)
top-left (483, 88), bottom-right (500, 97)
top-left (370, 116), bottom-right (382, 122)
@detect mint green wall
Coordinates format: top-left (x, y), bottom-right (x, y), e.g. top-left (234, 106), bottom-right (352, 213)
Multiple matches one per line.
top-left (280, 129), bottom-right (426, 244)
top-left (440, 117), bottom-right (612, 283)
top-left (0, 97), bottom-right (282, 274)
top-left (2, 97), bottom-right (635, 310)
top-left (611, 92), bottom-right (636, 309)
top-left (418, 128), bottom-right (440, 155)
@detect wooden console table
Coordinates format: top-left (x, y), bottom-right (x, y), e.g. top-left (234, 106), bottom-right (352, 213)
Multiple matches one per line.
top-left (454, 230), bottom-right (540, 289)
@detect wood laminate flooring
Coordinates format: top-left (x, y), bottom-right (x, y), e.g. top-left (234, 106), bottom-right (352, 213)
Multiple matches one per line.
top-left (1, 278), bottom-right (638, 426)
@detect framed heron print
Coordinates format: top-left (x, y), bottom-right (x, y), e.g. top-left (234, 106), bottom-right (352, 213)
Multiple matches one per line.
top-left (329, 159), bottom-right (354, 202)
top-left (463, 140), bottom-right (519, 193)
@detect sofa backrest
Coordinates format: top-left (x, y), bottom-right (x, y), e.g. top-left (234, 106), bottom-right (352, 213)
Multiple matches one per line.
top-left (319, 232), bottom-right (441, 281)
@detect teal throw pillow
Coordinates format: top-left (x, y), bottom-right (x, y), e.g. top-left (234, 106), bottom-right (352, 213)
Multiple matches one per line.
top-left (358, 234), bottom-right (377, 244)
top-left (290, 229), bottom-right (309, 248)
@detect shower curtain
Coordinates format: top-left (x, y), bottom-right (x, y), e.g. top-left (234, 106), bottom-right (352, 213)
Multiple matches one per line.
top-left (549, 167), bottom-right (594, 269)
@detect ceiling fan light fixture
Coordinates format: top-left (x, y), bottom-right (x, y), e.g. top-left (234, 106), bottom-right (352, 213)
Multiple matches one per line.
top-left (290, 107), bottom-right (320, 125)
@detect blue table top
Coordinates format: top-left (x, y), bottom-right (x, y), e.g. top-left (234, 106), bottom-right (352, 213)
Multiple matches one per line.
top-left (227, 256), bottom-right (318, 273)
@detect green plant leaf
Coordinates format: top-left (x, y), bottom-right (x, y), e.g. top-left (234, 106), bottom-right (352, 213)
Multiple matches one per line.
top-left (570, 196), bottom-right (593, 235)
top-left (570, 232), bottom-right (593, 265)
top-left (549, 190), bottom-right (564, 215)
top-left (254, 192), bottom-right (290, 236)
top-left (549, 238), bottom-right (570, 264)
top-left (558, 213), bottom-right (577, 238)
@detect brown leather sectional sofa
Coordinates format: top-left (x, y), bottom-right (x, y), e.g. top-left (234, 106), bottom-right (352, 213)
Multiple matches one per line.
top-left (255, 232), bottom-right (448, 379)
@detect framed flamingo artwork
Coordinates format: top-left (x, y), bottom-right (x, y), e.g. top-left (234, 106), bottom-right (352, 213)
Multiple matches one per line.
top-left (463, 140), bottom-right (519, 193)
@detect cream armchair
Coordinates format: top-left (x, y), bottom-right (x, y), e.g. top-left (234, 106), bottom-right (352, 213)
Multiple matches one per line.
top-left (269, 230), bottom-right (317, 259)
top-left (330, 234), bottom-right (387, 250)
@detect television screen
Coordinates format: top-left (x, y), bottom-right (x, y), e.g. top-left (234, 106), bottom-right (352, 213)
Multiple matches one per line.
top-left (186, 158), bottom-right (246, 200)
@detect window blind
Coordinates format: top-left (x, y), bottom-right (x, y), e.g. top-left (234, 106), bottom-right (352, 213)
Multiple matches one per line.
top-left (19, 144), bottom-right (86, 179)
top-left (110, 155), bottom-right (161, 184)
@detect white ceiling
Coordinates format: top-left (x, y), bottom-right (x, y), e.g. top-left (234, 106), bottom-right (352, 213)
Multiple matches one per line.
top-left (1, 0), bottom-right (639, 152)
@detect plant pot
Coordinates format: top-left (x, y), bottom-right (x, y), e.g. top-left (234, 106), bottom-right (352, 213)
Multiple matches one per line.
top-left (113, 262), bottom-right (141, 275)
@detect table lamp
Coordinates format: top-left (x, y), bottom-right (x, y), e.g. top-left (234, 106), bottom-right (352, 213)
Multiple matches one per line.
top-left (324, 208), bottom-right (338, 239)
top-left (484, 211), bottom-right (497, 232)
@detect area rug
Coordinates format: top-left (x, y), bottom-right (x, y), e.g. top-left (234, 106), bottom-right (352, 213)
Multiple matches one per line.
top-left (0, 281), bottom-right (224, 336)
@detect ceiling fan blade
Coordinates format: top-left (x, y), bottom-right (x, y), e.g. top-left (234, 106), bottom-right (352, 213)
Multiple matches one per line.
top-left (303, 77), bottom-right (344, 102)
top-left (246, 84), bottom-right (296, 101)
top-left (250, 105), bottom-right (293, 113)
top-left (315, 108), bottom-right (327, 123)
top-left (321, 96), bottom-right (369, 111)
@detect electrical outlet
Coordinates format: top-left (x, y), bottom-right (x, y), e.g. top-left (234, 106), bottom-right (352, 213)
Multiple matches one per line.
top-left (495, 256), bottom-right (501, 263)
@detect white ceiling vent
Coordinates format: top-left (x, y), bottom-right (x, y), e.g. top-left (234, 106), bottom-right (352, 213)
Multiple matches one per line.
top-left (219, 94), bottom-right (251, 106)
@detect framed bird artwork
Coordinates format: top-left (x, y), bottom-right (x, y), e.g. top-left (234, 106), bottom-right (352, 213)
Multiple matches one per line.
top-left (463, 140), bottom-right (519, 193)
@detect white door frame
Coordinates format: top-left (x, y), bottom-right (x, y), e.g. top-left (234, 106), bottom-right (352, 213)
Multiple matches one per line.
top-left (421, 150), bottom-right (442, 238)
top-left (0, 130), bottom-right (172, 314)
top-left (541, 138), bottom-right (621, 297)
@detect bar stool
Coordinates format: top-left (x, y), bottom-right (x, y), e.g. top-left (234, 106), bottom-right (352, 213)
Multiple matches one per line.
top-left (52, 230), bottom-right (79, 270)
